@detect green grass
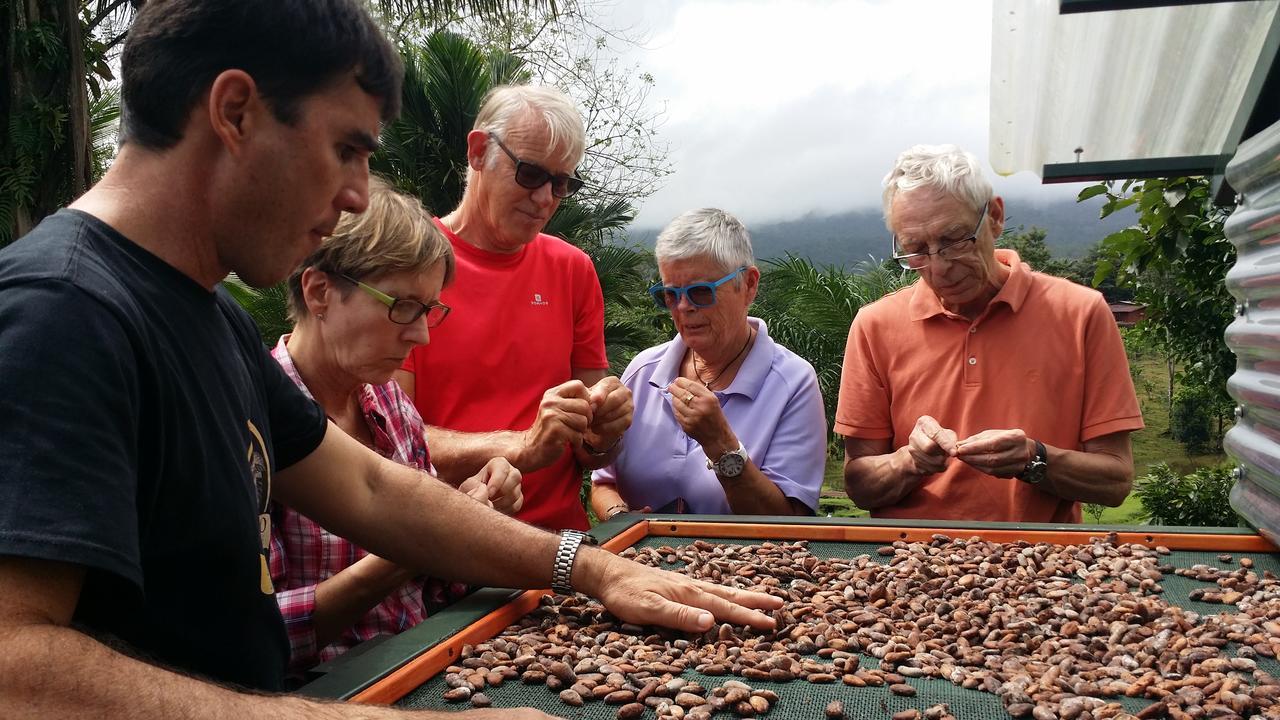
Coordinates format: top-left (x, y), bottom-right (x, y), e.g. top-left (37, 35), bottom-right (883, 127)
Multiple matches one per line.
top-left (817, 352), bottom-right (1229, 524)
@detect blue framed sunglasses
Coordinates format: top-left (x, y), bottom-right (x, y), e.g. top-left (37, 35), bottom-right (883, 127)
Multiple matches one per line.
top-left (649, 266), bottom-right (748, 309)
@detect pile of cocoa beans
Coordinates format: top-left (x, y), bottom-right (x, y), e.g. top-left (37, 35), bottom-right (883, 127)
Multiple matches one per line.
top-left (438, 533), bottom-right (1280, 720)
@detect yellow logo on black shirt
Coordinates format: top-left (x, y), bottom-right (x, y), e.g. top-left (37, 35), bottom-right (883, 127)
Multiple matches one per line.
top-left (246, 420), bottom-right (273, 595)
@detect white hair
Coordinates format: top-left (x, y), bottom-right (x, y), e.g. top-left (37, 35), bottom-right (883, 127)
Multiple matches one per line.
top-left (654, 208), bottom-right (755, 274)
top-left (467, 85), bottom-right (585, 184)
top-left (881, 144), bottom-right (992, 230)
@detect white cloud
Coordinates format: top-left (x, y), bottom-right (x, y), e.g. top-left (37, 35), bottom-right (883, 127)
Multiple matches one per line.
top-left (598, 0), bottom-right (1093, 229)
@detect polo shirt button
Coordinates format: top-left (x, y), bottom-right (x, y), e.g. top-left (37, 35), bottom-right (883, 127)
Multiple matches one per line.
top-left (968, 357), bottom-right (977, 365)
top-left (969, 326), bottom-right (977, 334)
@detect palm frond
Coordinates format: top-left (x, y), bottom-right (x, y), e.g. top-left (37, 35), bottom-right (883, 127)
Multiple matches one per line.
top-left (223, 275), bottom-right (293, 346)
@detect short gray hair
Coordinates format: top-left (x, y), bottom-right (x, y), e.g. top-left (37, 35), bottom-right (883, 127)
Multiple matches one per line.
top-left (881, 144), bottom-right (992, 229)
top-left (654, 208), bottom-right (755, 273)
top-left (470, 85), bottom-right (585, 182)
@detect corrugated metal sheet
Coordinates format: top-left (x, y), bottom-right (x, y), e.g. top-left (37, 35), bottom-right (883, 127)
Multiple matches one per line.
top-left (990, 0), bottom-right (1278, 176)
top-left (1224, 118), bottom-right (1280, 542)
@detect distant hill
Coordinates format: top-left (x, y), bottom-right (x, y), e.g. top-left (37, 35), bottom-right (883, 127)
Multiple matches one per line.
top-left (628, 197), bottom-right (1137, 268)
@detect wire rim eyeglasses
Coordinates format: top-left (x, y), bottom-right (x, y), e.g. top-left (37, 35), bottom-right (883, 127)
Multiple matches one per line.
top-left (488, 132), bottom-right (586, 199)
top-left (340, 274), bottom-right (451, 327)
top-left (891, 201), bottom-right (989, 270)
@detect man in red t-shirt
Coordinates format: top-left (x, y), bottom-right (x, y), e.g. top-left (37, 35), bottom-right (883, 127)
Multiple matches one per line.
top-left (395, 85), bottom-right (632, 531)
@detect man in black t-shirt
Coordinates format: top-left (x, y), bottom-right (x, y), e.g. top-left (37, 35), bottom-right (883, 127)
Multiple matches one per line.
top-left (0, 2), bottom-right (782, 718)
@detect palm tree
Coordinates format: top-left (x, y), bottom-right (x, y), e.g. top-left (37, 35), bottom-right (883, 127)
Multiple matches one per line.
top-left (374, 31), bottom-right (529, 214)
top-left (2, 0), bottom-right (562, 245)
top-left (222, 275), bottom-right (293, 345)
top-left (754, 255), bottom-right (913, 445)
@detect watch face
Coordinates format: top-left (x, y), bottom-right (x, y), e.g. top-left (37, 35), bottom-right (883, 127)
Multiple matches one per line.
top-left (718, 452), bottom-right (747, 478)
top-left (1023, 461), bottom-right (1048, 485)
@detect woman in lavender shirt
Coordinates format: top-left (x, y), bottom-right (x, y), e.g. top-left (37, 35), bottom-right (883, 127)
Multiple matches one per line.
top-left (590, 208), bottom-right (827, 518)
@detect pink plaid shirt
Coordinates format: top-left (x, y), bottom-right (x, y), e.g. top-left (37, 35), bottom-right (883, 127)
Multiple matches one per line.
top-left (268, 336), bottom-right (465, 675)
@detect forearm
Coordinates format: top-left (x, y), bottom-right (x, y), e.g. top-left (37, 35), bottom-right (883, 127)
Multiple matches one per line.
top-left (590, 483), bottom-right (627, 519)
top-left (336, 461), bottom-right (560, 589)
top-left (1037, 443), bottom-right (1133, 506)
top-left (843, 446), bottom-right (925, 509)
top-left (0, 624), bottom-right (393, 720)
top-left (722, 466), bottom-right (803, 515)
top-left (311, 555), bottom-right (416, 652)
top-left (426, 426), bottom-right (552, 482)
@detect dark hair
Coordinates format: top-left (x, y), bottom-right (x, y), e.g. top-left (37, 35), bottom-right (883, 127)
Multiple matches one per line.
top-left (120, 0), bottom-right (402, 149)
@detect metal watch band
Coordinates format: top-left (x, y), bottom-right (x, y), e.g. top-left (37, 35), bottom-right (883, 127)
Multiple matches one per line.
top-left (551, 530), bottom-right (589, 594)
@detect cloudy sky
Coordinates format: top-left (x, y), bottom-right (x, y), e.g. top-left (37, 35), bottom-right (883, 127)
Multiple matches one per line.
top-left (597, 0), bottom-right (1089, 229)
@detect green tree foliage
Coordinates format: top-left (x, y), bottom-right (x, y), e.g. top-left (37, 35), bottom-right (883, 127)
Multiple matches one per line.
top-left (3, 1), bottom-right (121, 245)
top-left (373, 31), bottom-right (529, 214)
top-left (1078, 177), bottom-right (1235, 447)
top-left (1134, 462), bottom-right (1238, 527)
top-left (753, 255), bottom-right (913, 446)
top-left (996, 227), bottom-right (1133, 302)
top-left (997, 226), bottom-right (1053, 269)
top-left (429, 0), bottom-right (671, 204)
top-left (2, 0), bottom-right (560, 246)
top-left (222, 274), bottom-right (292, 345)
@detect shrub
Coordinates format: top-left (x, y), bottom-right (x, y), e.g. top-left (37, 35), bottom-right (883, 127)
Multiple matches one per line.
top-left (1133, 462), bottom-right (1238, 527)
top-left (1170, 385), bottom-right (1213, 455)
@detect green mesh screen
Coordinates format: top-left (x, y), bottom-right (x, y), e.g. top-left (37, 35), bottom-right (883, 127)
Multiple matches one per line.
top-left (394, 536), bottom-right (1280, 718)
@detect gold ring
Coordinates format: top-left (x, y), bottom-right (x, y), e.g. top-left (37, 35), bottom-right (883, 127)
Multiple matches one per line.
top-left (684, 393), bottom-right (695, 403)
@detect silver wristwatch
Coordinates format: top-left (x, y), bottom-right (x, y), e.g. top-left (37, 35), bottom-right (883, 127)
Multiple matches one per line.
top-left (551, 530), bottom-right (592, 594)
top-left (706, 442), bottom-right (749, 479)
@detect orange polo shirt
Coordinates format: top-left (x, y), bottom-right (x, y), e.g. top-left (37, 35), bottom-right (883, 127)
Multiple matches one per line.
top-left (835, 249), bottom-right (1143, 523)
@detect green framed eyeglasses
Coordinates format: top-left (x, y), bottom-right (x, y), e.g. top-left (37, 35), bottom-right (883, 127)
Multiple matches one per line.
top-left (341, 274), bottom-right (450, 328)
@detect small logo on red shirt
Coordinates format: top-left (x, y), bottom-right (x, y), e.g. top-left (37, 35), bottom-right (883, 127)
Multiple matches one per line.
top-left (531, 293), bottom-right (550, 306)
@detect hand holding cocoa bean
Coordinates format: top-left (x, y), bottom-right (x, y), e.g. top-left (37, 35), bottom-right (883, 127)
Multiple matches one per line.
top-left (953, 428), bottom-right (1033, 478)
top-left (904, 415), bottom-right (957, 475)
top-left (464, 457), bottom-right (523, 515)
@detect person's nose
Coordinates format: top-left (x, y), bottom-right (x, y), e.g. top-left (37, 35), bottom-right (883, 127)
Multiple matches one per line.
top-left (402, 314), bottom-right (431, 346)
top-left (674, 290), bottom-right (698, 313)
top-left (530, 179), bottom-right (557, 209)
top-left (337, 166), bottom-right (371, 215)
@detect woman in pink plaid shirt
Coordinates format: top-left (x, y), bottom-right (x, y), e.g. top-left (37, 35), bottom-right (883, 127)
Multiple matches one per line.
top-left (268, 177), bottom-right (523, 680)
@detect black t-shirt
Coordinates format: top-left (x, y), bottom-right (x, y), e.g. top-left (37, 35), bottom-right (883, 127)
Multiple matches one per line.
top-left (0, 210), bottom-right (327, 690)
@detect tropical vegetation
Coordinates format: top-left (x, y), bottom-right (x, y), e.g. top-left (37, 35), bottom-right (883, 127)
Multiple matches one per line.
top-left (8, 1), bottom-right (1245, 527)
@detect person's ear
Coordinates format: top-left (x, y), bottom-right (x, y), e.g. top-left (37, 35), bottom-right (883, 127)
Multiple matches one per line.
top-left (744, 266), bottom-right (761, 304)
top-left (300, 267), bottom-right (332, 319)
top-left (206, 70), bottom-right (261, 155)
top-left (987, 196), bottom-right (1006, 237)
top-left (465, 130), bottom-right (491, 171)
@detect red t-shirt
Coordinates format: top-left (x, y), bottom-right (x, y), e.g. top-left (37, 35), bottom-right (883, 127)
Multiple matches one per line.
top-left (401, 220), bottom-right (608, 530)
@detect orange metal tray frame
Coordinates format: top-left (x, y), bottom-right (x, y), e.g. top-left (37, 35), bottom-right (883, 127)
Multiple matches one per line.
top-left (351, 520), bottom-right (1275, 705)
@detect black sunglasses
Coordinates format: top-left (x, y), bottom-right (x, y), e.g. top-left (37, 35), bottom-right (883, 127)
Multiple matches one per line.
top-left (488, 132), bottom-right (585, 199)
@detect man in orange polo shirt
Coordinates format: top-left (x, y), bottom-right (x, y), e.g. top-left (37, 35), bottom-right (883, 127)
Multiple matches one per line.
top-left (836, 144), bottom-right (1143, 523)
